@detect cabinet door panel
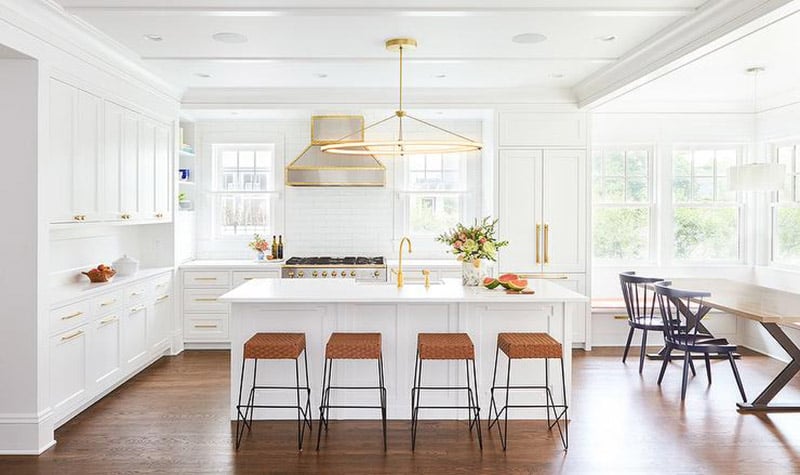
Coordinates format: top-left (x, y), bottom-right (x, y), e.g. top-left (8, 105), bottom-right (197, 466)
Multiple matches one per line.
top-left (138, 119), bottom-right (156, 217)
top-left (90, 314), bottom-right (122, 391)
top-left (51, 326), bottom-right (88, 417)
top-left (149, 293), bottom-right (171, 352)
top-left (48, 79), bottom-right (75, 222)
top-left (102, 101), bottom-right (124, 218)
top-left (542, 150), bottom-right (586, 273)
top-left (153, 123), bottom-right (171, 219)
top-left (122, 304), bottom-right (148, 369)
top-left (73, 90), bottom-right (101, 218)
top-left (497, 150), bottom-right (543, 273)
top-left (120, 111), bottom-right (139, 215)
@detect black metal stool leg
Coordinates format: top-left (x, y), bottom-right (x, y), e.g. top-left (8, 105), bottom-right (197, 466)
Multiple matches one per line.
top-left (411, 354), bottom-right (423, 451)
top-left (559, 358), bottom-right (569, 450)
top-left (500, 356), bottom-right (511, 450)
top-left (545, 358), bottom-right (551, 427)
top-left (487, 346), bottom-right (500, 432)
top-left (303, 349), bottom-right (312, 431)
top-left (235, 357), bottom-right (248, 450)
top-left (379, 354), bottom-right (387, 451)
top-left (294, 356), bottom-right (303, 450)
top-left (471, 358), bottom-right (483, 450)
top-left (466, 359), bottom-right (476, 432)
top-left (316, 358), bottom-right (329, 451)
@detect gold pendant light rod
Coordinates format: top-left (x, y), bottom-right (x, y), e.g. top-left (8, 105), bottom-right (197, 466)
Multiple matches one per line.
top-left (320, 37), bottom-right (482, 157)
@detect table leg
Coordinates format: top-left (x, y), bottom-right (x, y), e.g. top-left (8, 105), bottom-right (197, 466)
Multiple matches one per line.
top-left (646, 305), bottom-right (738, 360)
top-left (737, 322), bottom-right (800, 413)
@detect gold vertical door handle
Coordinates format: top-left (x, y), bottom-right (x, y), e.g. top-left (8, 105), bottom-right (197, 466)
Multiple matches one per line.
top-left (535, 224), bottom-right (541, 264)
top-left (544, 224), bottom-right (550, 264)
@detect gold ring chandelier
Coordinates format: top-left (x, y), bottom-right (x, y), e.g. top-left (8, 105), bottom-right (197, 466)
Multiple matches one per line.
top-left (320, 38), bottom-right (483, 156)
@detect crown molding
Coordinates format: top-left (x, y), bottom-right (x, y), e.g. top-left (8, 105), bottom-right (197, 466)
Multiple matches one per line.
top-left (573, 0), bottom-right (800, 110)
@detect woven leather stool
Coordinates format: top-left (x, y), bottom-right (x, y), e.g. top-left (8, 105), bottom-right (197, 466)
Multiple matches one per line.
top-left (235, 332), bottom-right (312, 450)
top-left (411, 333), bottom-right (482, 450)
top-left (488, 332), bottom-right (568, 450)
top-left (316, 332), bottom-right (387, 451)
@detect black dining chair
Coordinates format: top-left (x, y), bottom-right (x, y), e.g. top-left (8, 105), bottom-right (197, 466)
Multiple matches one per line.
top-left (653, 281), bottom-right (747, 402)
top-left (619, 271), bottom-right (667, 373)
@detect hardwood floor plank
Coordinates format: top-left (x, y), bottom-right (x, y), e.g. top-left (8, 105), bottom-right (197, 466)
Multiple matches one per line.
top-left (2, 348), bottom-right (800, 473)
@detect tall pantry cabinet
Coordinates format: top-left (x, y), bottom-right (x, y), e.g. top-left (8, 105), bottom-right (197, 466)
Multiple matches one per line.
top-left (495, 112), bottom-right (590, 348)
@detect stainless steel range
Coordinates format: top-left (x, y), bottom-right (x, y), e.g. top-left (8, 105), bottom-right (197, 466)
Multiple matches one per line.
top-left (281, 256), bottom-right (387, 282)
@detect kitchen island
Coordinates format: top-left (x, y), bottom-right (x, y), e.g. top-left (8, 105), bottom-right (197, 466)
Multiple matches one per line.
top-left (218, 278), bottom-right (587, 420)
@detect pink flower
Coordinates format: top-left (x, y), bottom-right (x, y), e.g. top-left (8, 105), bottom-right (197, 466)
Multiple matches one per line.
top-left (479, 237), bottom-right (487, 244)
top-left (454, 240), bottom-right (463, 249)
top-left (459, 233), bottom-right (467, 240)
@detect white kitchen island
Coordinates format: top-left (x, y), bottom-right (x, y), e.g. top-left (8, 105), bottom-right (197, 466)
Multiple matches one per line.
top-left (218, 278), bottom-right (587, 421)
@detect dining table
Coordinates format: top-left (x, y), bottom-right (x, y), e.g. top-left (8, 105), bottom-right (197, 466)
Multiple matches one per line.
top-left (669, 278), bottom-right (800, 413)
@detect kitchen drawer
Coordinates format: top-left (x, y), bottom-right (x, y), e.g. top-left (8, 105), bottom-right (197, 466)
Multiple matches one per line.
top-left (183, 288), bottom-right (230, 313)
top-left (92, 289), bottom-right (123, 314)
top-left (183, 271), bottom-right (230, 288)
top-left (151, 274), bottom-right (172, 294)
top-left (184, 314), bottom-right (229, 341)
top-left (232, 271), bottom-right (278, 287)
top-left (126, 283), bottom-right (149, 305)
top-left (51, 301), bottom-right (91, 335)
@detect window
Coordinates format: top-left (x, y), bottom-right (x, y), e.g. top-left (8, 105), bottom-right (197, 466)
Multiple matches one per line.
top-left (672, 148), bottom-right (740, 261)
top-left (772, 144), bottom-right (800, 265)
top-left (399, 152), bottom-right (479, 250)
top-left (212, 144), bottom-right (277, 237)
top-left (591, 149), bottom-right (653, 262)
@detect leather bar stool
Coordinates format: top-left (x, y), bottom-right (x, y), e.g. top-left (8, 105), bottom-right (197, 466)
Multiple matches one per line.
top-left (488, 332), bottom-right (568, 450)
top-left (411, 332), bottom-right (482, 450)
top-left (235, 332), bottom-right (312, 450)
top-left (316, 332), bottom-right (387, 451)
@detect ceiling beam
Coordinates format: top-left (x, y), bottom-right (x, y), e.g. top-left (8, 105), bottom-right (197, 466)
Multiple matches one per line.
top-left (573, 0), bottom-right (800, 109)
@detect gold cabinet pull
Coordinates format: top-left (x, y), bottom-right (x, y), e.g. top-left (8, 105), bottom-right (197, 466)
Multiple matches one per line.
top-left (193, 323), bottom-right (218, 329)
top-left (156, 294), bottom-right (169, 301)
top-left (99, 315), bottom-right (118, 325)
top-left (194, 277), bottom-right (217, 281)
top-left (130, 291), bottom-right (144, 297)
top-left (544, 224), bottom-right (550, 264)
top-left (100, 299), bottom-right (116, 307)
top-left (243, 277), bottom-right (255, 281)
top-left (517, 273), bottom-right (568, 280)
top-left (60, 311), bottom-right (83, 321)
top-left (155, 213), bottom-right (163, 218)
top-left (129, 305), bottom-right (145, 313)
top-left (535, 223), bottom-right (541, 264)
top-left (194, 298), bottom-right (218, 302)
top-left (60, 329), bottom-right (84, 341)
top-left (614, 315), bottom-right (629, 320)
top-left (120, 213), bottom-right (131, 220)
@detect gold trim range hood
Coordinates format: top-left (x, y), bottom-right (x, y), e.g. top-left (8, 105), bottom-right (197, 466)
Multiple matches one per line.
top-left (286, 115), bottom-right (386, 187)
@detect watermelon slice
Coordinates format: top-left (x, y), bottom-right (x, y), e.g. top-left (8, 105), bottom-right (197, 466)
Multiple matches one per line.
top-left (506, 279), bottom-right (529, 291)
top-left (483, 277), bottom-right (500, 289)
top-left (497, 273), bottom-right (519, 289)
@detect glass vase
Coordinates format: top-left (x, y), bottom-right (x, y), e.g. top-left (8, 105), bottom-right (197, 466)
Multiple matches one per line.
top-left (462, 259), bottom-right (482, 286)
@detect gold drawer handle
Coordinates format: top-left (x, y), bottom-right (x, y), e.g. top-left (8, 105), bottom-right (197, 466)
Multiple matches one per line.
top-left (243, 277), bottom-right (255, 281)
top-left (156, 294), bottom-right (169, 301)
top-left (614, 315), bottom-right (629, 320)
top-left (130, 291), bottom-right (144, 297)
top-left (193, 323), bottom-right (218, 329)
top-left (100, 299), bottom-right (116, 307)
top-left (60, 311), bottom-right (83, 320)
top-left (543, 224), bottom-right (550, 264)
top-left (99, 315), bottom-right (118, 325)
top-left (60, 330), bottom-right (84, 341)
top-left (535, 223), bottom-right (541, 264)
top-left (120, 214), bottom-right (131, 220)
top-left (194, 277), bottom-right (218, 281)
top-left (155, 213), bottom-right (164, 218)
top-left (73, 215), bottom-right (86, 221)
top-left (194, 298), bottom-right (218, 302)
top-left (130, 305), bottom-right (145, 313)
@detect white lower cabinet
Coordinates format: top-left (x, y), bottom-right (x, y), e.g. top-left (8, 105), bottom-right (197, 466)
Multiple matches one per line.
top-left (50, 325), bottom-right (89, 418)
top-left (89, 313), bottom-right (122, 393)
top-left (50, 271), bottom-right (173, 426)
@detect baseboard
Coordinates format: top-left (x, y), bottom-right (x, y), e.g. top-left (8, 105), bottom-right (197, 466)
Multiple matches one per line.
top-left (184, 341), bottom-right (231, 350)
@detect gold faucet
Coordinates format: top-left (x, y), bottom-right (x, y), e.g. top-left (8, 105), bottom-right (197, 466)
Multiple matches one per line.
top-left (396, 236), bottom-right (412, 288)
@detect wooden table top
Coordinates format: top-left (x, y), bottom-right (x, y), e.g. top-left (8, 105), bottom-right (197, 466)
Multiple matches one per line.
top-left (667, 278), bottom-right (800, 324)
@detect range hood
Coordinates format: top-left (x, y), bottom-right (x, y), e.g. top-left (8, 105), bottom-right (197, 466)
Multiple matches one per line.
top-left (286, 115), bottom-right (386, 187)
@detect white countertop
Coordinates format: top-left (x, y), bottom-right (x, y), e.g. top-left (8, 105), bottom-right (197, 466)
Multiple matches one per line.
top-left (386, 259), bottom-right (460, 269)
top-left (219, 278), bottom-right (587, 304)
top-left (179, 259), bottom-right (285, 270)
top-left (50, 267), bottom-right (173, 307)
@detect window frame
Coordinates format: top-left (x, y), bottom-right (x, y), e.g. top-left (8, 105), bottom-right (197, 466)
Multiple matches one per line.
top-left (770, 142), bottom-right (800, 268)
top-left (591, 145), bottom-right (657, 266)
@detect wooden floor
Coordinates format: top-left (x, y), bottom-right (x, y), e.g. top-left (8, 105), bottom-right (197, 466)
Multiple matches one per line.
top-left (3, 348), bottom-right (800, 474)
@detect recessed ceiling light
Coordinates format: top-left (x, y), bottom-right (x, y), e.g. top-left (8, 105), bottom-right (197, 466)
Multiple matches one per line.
top-left (195, 73), bottom-right (212, 78)
top-left (512, 33), bottom-right (547, 44)
top-left (143, 34), bottom-right (163, 42)
top-left (315, 73), bottom-right (328, 78)
top-left (598, 35), bottom-right (617, 42)
top-left (212, 32), bottom-right (248, 44)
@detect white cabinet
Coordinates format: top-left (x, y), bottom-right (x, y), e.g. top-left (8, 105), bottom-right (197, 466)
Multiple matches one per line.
top-left (48, 78), bottom-right (173, 225)
top-left (122, 303), bottom-right (149, 370)
top-left (50, 325), bottom-right (89, 418)
top-left (89, 313), bottom-right (122, 393)
top-left (47, 79), bottom-right (102, 223)
top-left (497, 149), bottom-right (586, 274)
top-left (149, 292), bottom-right (171, 352)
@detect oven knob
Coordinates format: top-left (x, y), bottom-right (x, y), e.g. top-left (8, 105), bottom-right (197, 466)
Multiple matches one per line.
top-left (350, 271), bottom-right (357, 277)
top-left (341, 271), bottom-right (347, 278)
top-left (322, 271), bottom-right (328, 277)
top-left (312, 271), bottom-right (318, 278)
top-left (373, 270), bottom-right (381, 277)
top-left (298, 271), bottom-right (304, 278)
top-left (288, 272), bottom-right (295, 279)
top-left (331, 271), bottom-right (337, 277)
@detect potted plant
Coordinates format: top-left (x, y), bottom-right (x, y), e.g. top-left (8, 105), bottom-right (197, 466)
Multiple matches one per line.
top-left (178, 192), bottom-right (193, 210)
top-left (248, 233), bottom-right (270, 261)
top-left (436, 217), bottom-right (508, 286)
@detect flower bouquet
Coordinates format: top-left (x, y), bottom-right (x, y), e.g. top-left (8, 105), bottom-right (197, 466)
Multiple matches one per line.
top-left (436, 217), bottom-right (508, 286)
top-left (248, 233), bottom-right (270, 261)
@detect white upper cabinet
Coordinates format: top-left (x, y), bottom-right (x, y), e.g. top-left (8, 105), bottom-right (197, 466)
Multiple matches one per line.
top-left (497, 112), bottom-right (587, 148)
top-left (497, 149), bottom-right (586, 274)
top-left (47, 78), bottom-right (173, 225)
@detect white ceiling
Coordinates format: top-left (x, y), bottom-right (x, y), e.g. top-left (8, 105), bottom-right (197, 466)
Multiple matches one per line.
top-left (57, 0), bottom-right (708, 91)
top-left (599, 9), bottom-right (800, 111)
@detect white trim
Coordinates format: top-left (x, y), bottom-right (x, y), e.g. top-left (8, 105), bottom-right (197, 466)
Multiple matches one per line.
top-left (0, 441), bottom-right (56, 456)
